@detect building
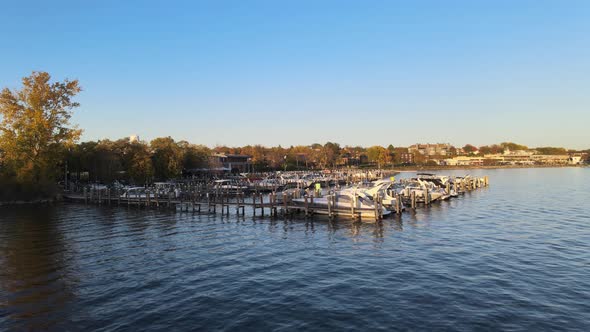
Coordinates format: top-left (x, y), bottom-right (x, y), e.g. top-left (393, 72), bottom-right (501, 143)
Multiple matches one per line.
top-left (442, 152), bottom-right (578, 166)
top-left (209, 153), bottom-right (251, 173)
top-left (129, 135), bottom-right (140, 143)
top-left (442, 156), bottom-right (484, 166)
top-left (409, 143), bottom-right (453, 156)
top-left (400, 152), bottom-right (415, 164)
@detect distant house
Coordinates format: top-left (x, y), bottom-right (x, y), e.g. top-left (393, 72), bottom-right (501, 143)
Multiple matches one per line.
top-left (339, 151), bottom-right (368, 166)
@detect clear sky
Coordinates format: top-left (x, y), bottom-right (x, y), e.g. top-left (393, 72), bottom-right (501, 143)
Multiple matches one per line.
top-left (1, 0), bottom-right (589, 149)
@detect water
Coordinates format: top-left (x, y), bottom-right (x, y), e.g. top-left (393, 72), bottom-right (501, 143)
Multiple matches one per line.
top-left (1, 168), bottom-right (589, 331)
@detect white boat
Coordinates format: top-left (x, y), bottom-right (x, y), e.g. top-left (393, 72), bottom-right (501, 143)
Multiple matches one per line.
top-left (416, 173), bottom-right (450, 187)
top-left (291, 191), bottom-right (391, 220)
top-left (212, 179), bottom-right (249, 193)
top-left (120, 187), bottom-right (155, 199)
top-left (352, 179), bottom-right (405, 211)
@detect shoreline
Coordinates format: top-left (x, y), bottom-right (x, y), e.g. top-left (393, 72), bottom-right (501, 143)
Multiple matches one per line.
top-left (391, 164), bottom-right (586, 172)
top-left (0, 197), bottom-right (61, 207)
top-left (0, 165), bottom-right (585, 206)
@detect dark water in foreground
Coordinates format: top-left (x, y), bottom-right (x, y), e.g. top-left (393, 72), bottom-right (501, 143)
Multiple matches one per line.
top-left (1, 168), bottom-right (589, 331)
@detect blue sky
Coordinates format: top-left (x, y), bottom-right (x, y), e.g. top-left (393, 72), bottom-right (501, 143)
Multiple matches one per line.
top-left (1, 0), bottom-right (589, 149)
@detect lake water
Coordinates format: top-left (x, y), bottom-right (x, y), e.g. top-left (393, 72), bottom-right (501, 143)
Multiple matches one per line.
top-left (1, 168), bottom-right (589, 331)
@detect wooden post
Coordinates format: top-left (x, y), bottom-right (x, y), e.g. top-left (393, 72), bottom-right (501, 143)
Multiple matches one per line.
top-left (445, 182), bottom-right (450, 195)
top-left (327, 194), bottom-right (333, 219)
top-left (374, 194), bottom-right (379, 221)
top-left (350, 194), bottom-right (355, 219)
top-left (411, 190), bottom-right (416, 210)
top-left (283, 192), bottom-right (287, 215)
top-left (304, 195), bottom-right (309, 217)
top-left (425, 188), bottom-right (430, 206)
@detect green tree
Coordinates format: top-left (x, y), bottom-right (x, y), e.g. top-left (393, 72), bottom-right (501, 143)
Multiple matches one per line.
top-left (322, 142), bottom-right (341, 168)
top-left (150, 137), bottom-right (183, 180)
top-left (366, 146), bottom-right (391, 168)
top-left (128, 141), bottom-right (153, 184)
top-left (0, 71), bottom-right (82, 184)
top-left (178, 141), bottom-right (210, 171)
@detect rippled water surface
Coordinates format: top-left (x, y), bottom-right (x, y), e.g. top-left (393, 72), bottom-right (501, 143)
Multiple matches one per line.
top-left (1, 168), bottom-right (589, 331)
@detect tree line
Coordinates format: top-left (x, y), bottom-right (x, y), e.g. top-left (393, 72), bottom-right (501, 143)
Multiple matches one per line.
top-left (1, 72), bottom-right (588, 200)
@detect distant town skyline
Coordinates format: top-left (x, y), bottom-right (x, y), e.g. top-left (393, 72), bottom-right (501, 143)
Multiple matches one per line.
top-left (2, 1), bottom-right (589, 149)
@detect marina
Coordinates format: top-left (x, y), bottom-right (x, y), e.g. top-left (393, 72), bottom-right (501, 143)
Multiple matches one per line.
top-left (64, 171), bottom-right (489, 221)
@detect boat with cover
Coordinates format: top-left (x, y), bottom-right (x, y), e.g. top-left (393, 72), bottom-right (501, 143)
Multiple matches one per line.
top-left (353, 179), bottom-right (405, 211)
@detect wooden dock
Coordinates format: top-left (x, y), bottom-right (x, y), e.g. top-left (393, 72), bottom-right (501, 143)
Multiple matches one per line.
top-left (63, 176), bottom-right (489, 222)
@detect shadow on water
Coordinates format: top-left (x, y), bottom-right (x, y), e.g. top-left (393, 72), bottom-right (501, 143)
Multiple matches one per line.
top-left (0, 206), bottom-right (77, 330)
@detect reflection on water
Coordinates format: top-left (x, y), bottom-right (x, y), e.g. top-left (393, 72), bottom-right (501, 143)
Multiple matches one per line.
top-left (0, 207), bottom-right (76, 330)
top-left (1, 168), bottom-right (590, 331)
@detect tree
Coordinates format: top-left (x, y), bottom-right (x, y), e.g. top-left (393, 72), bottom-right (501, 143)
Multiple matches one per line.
top-left (322, 142), bottom-right (341, 168)
top-left (366, 146), bottom-right (391, 168)
top-left (127, 141), bottom-right (153, 184)
top-left (534, 147), bottom-right (567, 155)
top-left (178, 141), bottom-right (210, 171)
top-left (150, 137), bottom-right (183, 180)
top-left (0, 71), bottom-right (82, 183)
top-left (479, 144), bottom-right (503, 155)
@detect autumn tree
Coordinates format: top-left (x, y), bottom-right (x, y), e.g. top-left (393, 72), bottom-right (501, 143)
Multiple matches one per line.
top-left (479, 144), bottom-right (503, 155)
top-left (462, 144), bottom-right (478, 154)
top-left (0, 72), bottom-right (82, 185)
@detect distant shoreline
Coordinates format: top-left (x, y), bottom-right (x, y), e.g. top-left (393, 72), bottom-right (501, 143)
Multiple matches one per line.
top-left (392, 164), bottom-right (586, 172)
